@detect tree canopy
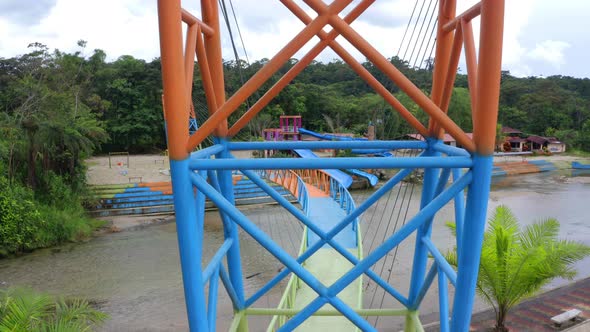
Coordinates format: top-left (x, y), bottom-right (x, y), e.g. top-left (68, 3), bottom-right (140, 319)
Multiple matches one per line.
top-left (1, 42), bottom-right (590, 185)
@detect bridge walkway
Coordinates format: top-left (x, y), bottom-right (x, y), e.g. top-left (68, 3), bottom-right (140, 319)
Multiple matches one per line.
top-left (290, 183), bottom-right (362, 331)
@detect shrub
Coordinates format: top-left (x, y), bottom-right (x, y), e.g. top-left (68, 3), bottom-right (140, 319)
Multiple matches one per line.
top-left (0, 177), bottom-right (43, 255)
top-left (0, 174), bottom-right (103, 257)
top-left (37, 205), bottom-right (100, 246)
top-left (36, 171), bottom-right (77, 209)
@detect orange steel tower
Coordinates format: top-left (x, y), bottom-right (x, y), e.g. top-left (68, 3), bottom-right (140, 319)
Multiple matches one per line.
top-left (157, 1), bottom-right (505, 331)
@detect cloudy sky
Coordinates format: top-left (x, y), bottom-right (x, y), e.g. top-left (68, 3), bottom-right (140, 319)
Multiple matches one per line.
top-left (0, 0), bottom-right (588, 78)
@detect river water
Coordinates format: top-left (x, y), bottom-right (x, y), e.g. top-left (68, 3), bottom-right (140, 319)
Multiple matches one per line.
top-left (0, 171), bottom-right (588, 331)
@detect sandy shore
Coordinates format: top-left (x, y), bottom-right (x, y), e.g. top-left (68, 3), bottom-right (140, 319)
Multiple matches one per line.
top-left (86, 151), bottom-right (589, 186)
top-left (85, 154), bottom-right (171, 185)
top-left (86, 151), bottom-right (257, 185)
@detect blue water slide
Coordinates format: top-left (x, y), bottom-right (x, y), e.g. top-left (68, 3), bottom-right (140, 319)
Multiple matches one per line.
top-left (375, 152), bottom-right (394, 158)
top-left (346, 168), bottom-right (379, 186)
top-left (292, 149), bottom-right (353, 188)
top-left (297, 128), bottom-right (383, 186)
top-left (298, 128), bottom-right (367, 141)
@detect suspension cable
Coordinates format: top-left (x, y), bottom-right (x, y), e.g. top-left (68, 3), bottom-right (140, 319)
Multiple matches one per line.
top-left (396, 0), bottom-right (420, 57)
top-left (219, 0), bottom-right (247, 88)
top-left (418, 16), bottom-right (438, 69)
top-left (402, 0), bottom-right (427, 61)
top-left (228, 0), bottom-right (250, 65)
top-left (409, 0), bottom-right (438, 67)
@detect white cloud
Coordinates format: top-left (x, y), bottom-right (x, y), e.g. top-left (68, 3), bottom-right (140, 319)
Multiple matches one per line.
top-left (0, 0), bottom-right (160, 61)
top-left (454, 0), bottom-right (534, 76)
top-left (0, 0), bottom-right (584, 77)
top-left (527, 40), bottom-right (570, 68)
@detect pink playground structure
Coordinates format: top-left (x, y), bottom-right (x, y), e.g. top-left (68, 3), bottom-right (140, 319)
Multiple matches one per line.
top-left (263, 115), bottom-right (302, 157)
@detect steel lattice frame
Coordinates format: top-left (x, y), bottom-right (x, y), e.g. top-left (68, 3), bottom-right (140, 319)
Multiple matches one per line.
top-left (157, 0), bottom-right (505, 331)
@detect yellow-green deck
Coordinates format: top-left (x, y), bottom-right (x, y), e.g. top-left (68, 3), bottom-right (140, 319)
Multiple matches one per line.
top-left (292, 248), bottom-right (362, 331)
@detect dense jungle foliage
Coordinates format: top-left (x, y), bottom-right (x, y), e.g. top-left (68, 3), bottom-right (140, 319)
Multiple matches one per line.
top-left (1, 42), bottom-right (589, 253)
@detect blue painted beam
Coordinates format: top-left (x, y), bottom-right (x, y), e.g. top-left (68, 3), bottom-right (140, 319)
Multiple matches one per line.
top-left (242, 167), bottom-right (415, 308)
top-left (191, 172), bottom-right (379, 331)
top-left (287, 171), bottom-right (472, 331)
top-left (451, 155), bottom-right (493, 331)
top-left (190, 144), bottom-right (225, 159)
top-left (169, 159), bottom-right (208, 331)
top-left (432, 142), bottom-right (471, 157)
top-left (202, 238), bottom-right (234, 282)
top-left (452, 168), bottom-right (466, 263)
top-left (422, 237), bottom-right (457, 286)
top-left (414, 263), bottom-right (438, 306)
top-left (189, 156), bottom-right (473, 170)
top-left (438, 266), bottom-right (450, 332)
top-left (325, 171), bottom-right (472, 306)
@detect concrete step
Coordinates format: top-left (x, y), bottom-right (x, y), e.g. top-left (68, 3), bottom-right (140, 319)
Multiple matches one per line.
top-left (88, 177), bottom-right (294, 217)
top-left (90, 194), bottom-right (296, 217)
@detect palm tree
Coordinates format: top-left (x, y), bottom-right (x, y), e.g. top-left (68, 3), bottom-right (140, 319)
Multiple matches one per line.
top-left (445, 206), bottom-right (590, 332)
top-left (0, 287), bottom-right (108, 331)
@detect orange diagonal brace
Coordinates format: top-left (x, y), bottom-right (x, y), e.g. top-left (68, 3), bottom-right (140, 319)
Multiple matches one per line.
top-left (443, 2), bottom-right (481, 32)
top-left (311, 0), bottom-right (475, 151)
top-left (462, 19), bottom-right (478, 130)
top-left (441, 22), bottom-right (463, 114)
top-left (333, 43), bottom-right (429, 137)
top-left (187, 0), bottom-right (352, 150)
top-left (195, 27), bottom-right (218, 116)
top-left (432, 21), bottom-right (463, 138)
top-left (184, 25), bottom-right (198, 111)
top-left (428, 0), bottom-right (456, 137)
top-left (201, 0), bottom-right (227, 137)
top-left (293, 0), bottom-right (428, 137)
top-left (473, 0), bottom-right (505, 154)
top-left (181, 9), bottom-right (215, 36)
top-left (228, 0), bottom-right (372, 137)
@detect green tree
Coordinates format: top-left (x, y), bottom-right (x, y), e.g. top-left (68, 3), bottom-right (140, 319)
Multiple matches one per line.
top-left (445, 206), bottom-right (590, 332)
top-left (447, 87), bottom-right (473, 132)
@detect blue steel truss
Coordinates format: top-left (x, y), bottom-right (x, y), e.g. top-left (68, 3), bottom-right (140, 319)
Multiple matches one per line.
top-left (168, 137), bottom-right (494, 331)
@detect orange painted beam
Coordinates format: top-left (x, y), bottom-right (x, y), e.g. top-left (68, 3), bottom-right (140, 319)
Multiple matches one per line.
top-left (158, 0), bottom-right (189, 160)
top-left (428, 0), bottom-right (456, 137)
top-left (316, 0), bottom-right (475, 151)
top-left (180, 9), bottom-right (215, 36)
top-left (441, 22), bottom-right (463, 113)
top-left (184, 25), bottom-right (198, 112)
top-left (432, 21), bottom-right (463, 138)
top-left (462, 19), bottom-right (478, 129)
top-left (335, 44), bottom-right (429, 137)
top-left (473, 0), bottom-right (505, 154)
top-left (228, 0), bottom-right (373, 137)
top-left (195, 28), bottom-right (219, 117)
top-left (442, 2), bottom-right (481, 32)
top-left (201, 0), bottom-right (228, 137)
top-left (186, 0), bottom-right (352, 150)
top-left (284, 0), bottom-right (426, 136)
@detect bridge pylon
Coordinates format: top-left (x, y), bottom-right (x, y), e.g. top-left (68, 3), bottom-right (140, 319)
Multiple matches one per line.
top-left (157, 1), bottom-right (505, 330)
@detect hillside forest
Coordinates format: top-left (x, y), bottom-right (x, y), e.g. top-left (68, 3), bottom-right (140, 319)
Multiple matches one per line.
top-left (0, 42), bottom-right (589, 253)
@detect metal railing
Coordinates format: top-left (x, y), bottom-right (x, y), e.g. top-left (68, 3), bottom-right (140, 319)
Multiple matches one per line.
top-left (257, 169), bottom-right (310, 215)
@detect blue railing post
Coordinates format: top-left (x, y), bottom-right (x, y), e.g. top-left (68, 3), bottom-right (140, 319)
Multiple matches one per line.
top-left (451, 154), bottom-right (493, 331)
top-left (408, 139), bottom-right (441, 311)
top-left (215, 140), bottom-right (246, 314)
